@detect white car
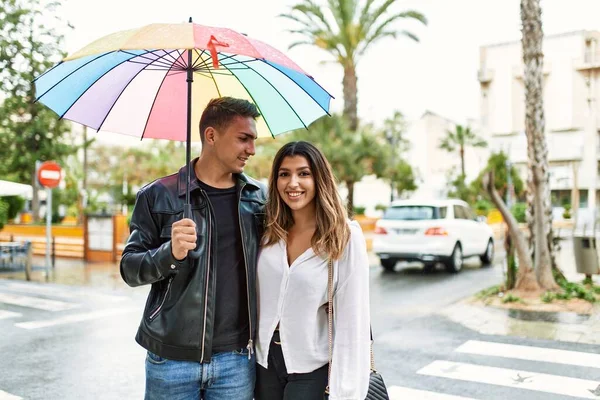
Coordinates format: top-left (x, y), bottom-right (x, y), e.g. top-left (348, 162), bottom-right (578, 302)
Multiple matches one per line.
top-left (373, 199), bottom-right (494, 273)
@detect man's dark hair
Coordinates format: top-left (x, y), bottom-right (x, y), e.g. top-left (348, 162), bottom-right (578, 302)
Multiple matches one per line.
top-left (198, 97), bottom-right (260, 143)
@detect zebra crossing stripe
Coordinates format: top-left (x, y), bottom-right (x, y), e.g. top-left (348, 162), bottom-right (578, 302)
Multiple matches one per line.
top-left (418, 360), bottom-right (600, 399)
top-left (0, 389), bottom-right (23, 400)
top-left (456, 340), bottom-right (600, 369)
top-left (0, 310), bottom-right (22, 320)
top-left (388, 385), bottom-right (477, 399)
top-left (0, 293), bottom-right (79, 311)
top-left (15, 307), bottom-right (138, 329)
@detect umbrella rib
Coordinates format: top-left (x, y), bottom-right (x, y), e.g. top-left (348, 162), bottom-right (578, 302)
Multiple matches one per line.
top-left (173, 49), bottom-right (188, 70)
top-left (58, 51), bottom-right (149, 120)
top-left (142, 48), bottom-right (183, 68)
top-left (234, 59), bottom-right (308, 130)
top-left (126, 59), bottom-right (174, 70)
top-left (140, 61), bottom-right (178, 141)
top-left (35, 51), bottom-right (114, 103)
top-left (196, 50), bottom-right (222, 97)
top-left (119, 50), bottom-right (174, 70)
top-left (95, 49), bottom-right (176, 133)
top-left (191, 49), bottom-right (203, 69)
top-left (262, 60), bottom-right (332, 117)
top-left (32, 60), bottom-right (63, 83)
top-left (225, 70), bottom-right (276, 138)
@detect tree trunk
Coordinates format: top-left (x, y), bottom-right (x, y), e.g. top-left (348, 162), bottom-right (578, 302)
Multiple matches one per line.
top-left (521, 0), bottom-right (558, 290)
top-left (460, 145), bottom-right (465, 177)
top-left (484, 171), bottom-right (539, 291)
top-left (345, 180), bottom-right (355, 217)
top-left (342, 64), bottom-right (358, 131)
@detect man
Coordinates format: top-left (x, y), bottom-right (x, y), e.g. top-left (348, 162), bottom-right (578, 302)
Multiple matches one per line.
top-left (121, 97), bottom-right (266, 399)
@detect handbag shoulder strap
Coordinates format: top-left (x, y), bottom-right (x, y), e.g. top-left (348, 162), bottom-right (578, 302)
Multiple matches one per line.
top-left (326, 259), bottom-right (376, 395)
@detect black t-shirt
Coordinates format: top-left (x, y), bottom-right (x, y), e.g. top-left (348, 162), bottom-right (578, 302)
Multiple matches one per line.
top-left (198, 180), bottom-right (249, 353)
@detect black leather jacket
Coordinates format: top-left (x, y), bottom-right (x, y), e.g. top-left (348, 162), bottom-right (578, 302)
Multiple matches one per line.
top-left (120, 160), bottom-right (266, 362)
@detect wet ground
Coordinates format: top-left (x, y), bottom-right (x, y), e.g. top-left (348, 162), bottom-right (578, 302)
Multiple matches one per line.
top-left (0, 241), bottom-right (599, 399)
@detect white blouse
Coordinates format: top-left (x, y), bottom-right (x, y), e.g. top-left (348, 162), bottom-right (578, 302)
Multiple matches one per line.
top-left (256, 221), bottom-right (370, 400)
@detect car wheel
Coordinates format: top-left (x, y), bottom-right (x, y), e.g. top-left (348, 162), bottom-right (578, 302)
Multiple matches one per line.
top-left (381, 259), bottom-right (396, 272)
top-left (445, 244), bottom-right (463, 273)
top-left (480, 239), bottom-right (494, 266)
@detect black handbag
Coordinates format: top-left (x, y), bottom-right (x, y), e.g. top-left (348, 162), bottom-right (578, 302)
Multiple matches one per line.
top-left (324, 260), bottom-right (390, 400)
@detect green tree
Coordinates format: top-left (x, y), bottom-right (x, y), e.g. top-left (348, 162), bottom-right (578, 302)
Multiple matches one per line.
top-left (0, 0), bottom-right (75, 221)
top-left (439, 124), bottom-right (487, 178)
top-left (472, 152), bottom-right (525, 201)
top-left (382, 110), bottom-right (411, 201)
top-left (290, 114), bottom-right (383, 214)
top-left (244, 138), bottom-right (286, 181)
top-left (281, 0), bottom-right (426, 131)
top-left (387, 159), bottom-right (417, 197)
top-left (0, 198), bottom-right (8, 229)
top-left (2, 195), bottom-right (25, 220)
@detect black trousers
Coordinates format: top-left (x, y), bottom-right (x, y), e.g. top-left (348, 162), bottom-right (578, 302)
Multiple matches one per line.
top-left (255, 330), bottom-right (328, 400)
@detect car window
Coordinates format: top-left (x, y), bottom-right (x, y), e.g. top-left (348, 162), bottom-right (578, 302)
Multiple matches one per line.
top-left (439, 206), bottom-right (448, 219)
top-left (453, 205), bottom-right (467, 220)
top-left (384, 206), bottom-right (442, 220)
top-left (464, 207), bottom-right (477, 220)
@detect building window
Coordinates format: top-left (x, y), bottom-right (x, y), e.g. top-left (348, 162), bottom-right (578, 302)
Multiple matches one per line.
top-left (579, 190), bottom-right (589, 208)
top-left (551, 190), bottom-right (571, 207)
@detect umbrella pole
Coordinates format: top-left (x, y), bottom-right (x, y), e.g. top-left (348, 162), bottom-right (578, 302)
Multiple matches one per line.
top-left (184, 47), bottom-right (193, 219)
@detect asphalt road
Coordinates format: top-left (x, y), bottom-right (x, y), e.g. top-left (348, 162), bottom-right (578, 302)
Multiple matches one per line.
top-left (0, 253), bottom-right (599, 399)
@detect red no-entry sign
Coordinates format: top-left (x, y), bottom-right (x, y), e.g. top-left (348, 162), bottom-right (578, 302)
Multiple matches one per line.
top-left (37, 161), bottom-right (62, 189)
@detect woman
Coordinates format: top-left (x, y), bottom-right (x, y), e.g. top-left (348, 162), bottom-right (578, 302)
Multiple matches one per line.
top-left (255, 141), bottom-right (370, 400)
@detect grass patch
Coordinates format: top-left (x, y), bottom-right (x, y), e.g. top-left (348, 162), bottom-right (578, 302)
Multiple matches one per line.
top-left (476, 285), bottom-right (501, 300)
top-left (553, 279), bottom-right (599, 303)
top-left (501, 293), bottom-right (522, 304)
top-left (541, 291), bottom-right (556, 303)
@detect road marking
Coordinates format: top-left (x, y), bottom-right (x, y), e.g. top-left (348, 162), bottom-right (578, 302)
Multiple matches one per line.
top-left (0, 389), bottom-right (23, 400)
top-left (456, 340), bottom-right (600, 369)
top-left (15, 307), bottom-right (138, 329)
top-left (418, 360), bottom-right (600, 399)
top-left (388, 385), bottom-right (477, 399)
top-left (5, 282), bottom-right (128, 303)
top-left (0, 293), bottom-right (79, 311)
top-left (0, 310), bottom-right (22, 320)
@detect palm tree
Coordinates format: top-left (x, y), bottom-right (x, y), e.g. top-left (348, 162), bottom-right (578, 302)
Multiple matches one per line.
top-left (438, 125), bottom-right (487, 178)
top-left (520, 0), bottom-right (557, 290)
top-left (281, 0), bottom-right (426, 131)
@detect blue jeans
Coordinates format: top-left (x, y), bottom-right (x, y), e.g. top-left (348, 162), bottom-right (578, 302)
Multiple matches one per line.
top-left (145, 348), bottom-right (255, 400)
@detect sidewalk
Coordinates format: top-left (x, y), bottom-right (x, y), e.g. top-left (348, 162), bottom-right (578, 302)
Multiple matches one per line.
top-left (440, 301), bottom-right (600, 345)
top-left (0, 256), bottom-right (128, 291)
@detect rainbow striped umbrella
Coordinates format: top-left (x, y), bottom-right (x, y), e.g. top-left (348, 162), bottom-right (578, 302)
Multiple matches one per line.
top-left (35, 19), bottom-right (332, 218)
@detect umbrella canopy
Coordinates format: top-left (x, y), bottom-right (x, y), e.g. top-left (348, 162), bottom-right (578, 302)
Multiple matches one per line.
top-left (34, 22), bottom-right (333, 140)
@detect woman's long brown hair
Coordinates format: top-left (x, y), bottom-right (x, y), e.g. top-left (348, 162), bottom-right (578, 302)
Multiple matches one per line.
top-left (263, 141), bottom-right (350, 260)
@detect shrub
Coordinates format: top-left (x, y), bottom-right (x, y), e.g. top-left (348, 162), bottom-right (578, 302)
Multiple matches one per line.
top-left (375, 204), bottom-right (387, 212)
top-left (353, 206), bottom-right (366, 215)
top-left (0, 199), bottom-right (9, 230)
top-left (2, 196), bottom-right (25, 220)
top-left (474, 199), bottom-right (493, 216)
top-left (511, 203), bottom-right (527, 223)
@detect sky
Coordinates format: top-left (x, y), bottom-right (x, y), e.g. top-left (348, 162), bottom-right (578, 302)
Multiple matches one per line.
top-left (55, 0), bottom-right (600, 144)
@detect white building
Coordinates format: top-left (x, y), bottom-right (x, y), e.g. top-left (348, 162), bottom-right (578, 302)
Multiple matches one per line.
top-left (406, 111), bottom-right (487, 199)
top-left (479, 30), bottom-right (600, 224)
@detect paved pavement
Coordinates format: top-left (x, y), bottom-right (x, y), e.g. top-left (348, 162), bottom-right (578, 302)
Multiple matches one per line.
top-left (0, 239), bottom-right (599, 399)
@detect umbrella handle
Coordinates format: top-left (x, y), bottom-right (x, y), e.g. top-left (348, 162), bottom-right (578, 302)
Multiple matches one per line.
top-left (184, 204), bottom-right (202, 260)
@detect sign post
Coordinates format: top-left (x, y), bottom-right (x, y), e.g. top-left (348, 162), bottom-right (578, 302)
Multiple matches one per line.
top-left (37, 161), bottom-right (62, 277)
